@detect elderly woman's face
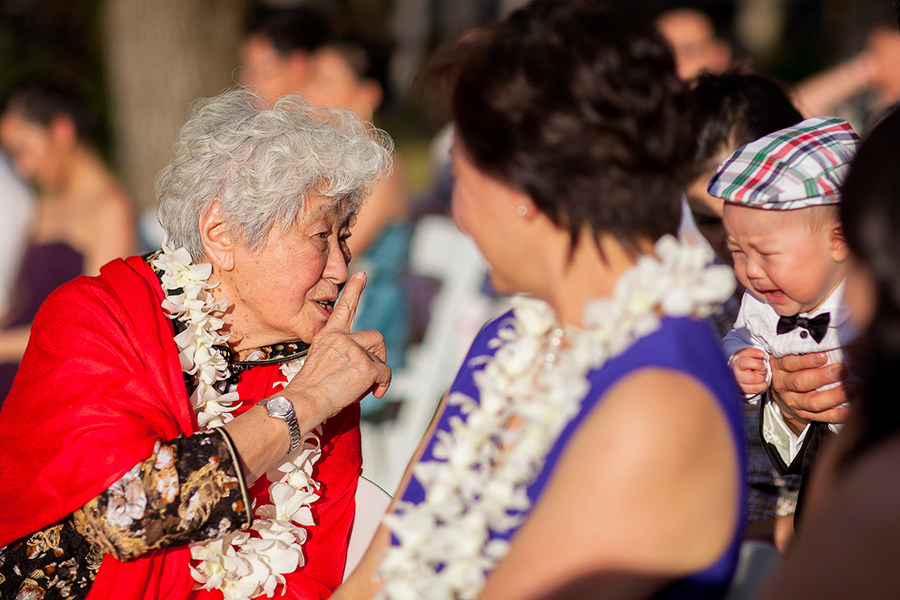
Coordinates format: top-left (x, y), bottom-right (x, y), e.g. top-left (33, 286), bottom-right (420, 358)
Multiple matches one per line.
top-left (220, 194), bottom-right (352, 351)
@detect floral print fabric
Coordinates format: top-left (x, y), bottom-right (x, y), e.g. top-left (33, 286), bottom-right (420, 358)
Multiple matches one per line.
top-left (0, 521), bottom-right (102, 599)
top-left (0, 429), bottom-right (250, 599)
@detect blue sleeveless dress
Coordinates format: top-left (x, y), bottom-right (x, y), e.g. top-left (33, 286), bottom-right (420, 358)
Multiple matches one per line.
top-left (398, 311), bottom-right (746, 599)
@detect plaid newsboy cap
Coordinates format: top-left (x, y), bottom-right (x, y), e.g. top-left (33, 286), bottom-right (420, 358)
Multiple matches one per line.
top-left (707, 116), bottom-right (860, 210)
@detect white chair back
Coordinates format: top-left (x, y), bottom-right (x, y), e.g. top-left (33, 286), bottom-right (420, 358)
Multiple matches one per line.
top-left (343, 476), bottom-right (393, 581)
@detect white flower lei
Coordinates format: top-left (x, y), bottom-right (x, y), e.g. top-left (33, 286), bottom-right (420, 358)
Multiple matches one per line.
top-left (375, 235), bottom-right (735, 600)
top-left (152, 242), bottom-right (323, 600)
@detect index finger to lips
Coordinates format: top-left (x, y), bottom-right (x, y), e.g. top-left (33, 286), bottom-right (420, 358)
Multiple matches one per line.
top-left (325, 271), bottom-right (366, 332)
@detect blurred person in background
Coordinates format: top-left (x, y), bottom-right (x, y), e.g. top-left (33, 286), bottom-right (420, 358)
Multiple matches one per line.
top-left (239, 6), bottom-right (333, 108)
top-left (303, 36), bottom-right (411, 418)
top-left (686, 70), bottom-right (804, 553)
top-left (656, 7), bottom-right (732, 82)
top-left (0, 79), bottom-right (136, 401)
top-left (794, 24), bottom-right (900, 131)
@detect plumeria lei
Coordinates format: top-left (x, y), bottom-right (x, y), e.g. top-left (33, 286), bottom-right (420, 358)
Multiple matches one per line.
top-left (152, 242), bottom-right (323, 600)
top-left (374, 235), bottom-right (735, 600)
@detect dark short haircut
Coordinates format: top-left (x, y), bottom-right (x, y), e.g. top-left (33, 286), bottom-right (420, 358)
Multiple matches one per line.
top-left (690, 70), bottom-right (802, 177)
top-left (839, 106), bottom-right (900, 465)
top-left (243, 6), bottom-right (332, 55)
top-left (439, 0), bottom-right (693, 255)
top-left (1, 78), bottom-right (98, 144)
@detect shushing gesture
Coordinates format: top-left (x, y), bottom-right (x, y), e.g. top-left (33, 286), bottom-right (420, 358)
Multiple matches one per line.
top-left (280, 271), bottom-right (392, 430)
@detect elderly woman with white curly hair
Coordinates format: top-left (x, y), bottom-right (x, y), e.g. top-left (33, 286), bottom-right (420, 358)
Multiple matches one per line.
top-left (0, 87), bottom-right (393, 600)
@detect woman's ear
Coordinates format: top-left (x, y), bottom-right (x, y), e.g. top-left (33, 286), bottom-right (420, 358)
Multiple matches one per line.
top-left (513, 195), bottom-right (539, 222)
top-left (199, 199), bottom-right (236, 271)
top-left (831, 225), bottom-right (850, 263)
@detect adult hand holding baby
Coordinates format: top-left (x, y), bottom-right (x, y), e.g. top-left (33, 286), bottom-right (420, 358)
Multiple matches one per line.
top-left (769, 352), bottom-right (851, 435)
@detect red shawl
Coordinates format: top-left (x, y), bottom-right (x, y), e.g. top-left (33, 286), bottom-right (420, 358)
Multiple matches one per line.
top-left (0, 256), bottom-right (361, 599)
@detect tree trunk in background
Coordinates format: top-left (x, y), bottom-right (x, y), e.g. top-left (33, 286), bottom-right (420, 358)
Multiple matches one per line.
top-left (103, 0), bottom-right (249, 231)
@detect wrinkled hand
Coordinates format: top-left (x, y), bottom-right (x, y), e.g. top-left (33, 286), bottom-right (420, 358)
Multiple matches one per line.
top-left (730, 347), bottom-right (769, 396)
top-left (769, 353), bottom-right (850, 434)
top-left (280, 272), bottom-right (391, 431)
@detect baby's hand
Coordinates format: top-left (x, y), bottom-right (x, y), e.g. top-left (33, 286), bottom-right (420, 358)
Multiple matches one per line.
top-left (730, 347), bottom-right (769, 395)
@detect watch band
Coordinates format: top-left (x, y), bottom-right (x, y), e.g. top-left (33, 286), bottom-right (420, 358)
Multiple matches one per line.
top-left (258, 396), bottom-right (302, 454)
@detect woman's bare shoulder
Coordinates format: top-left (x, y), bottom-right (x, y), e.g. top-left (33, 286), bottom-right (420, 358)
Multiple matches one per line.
top-left (568, 366), bottom-right (737, 498)
top-left (476, 367), bottom-right (740, 600)
top-left (72, 176), bottom-right (138, 273)
top-left (597, 367), bottom-right (730, 441)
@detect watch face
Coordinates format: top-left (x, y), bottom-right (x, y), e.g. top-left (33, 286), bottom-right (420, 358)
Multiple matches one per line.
top-left (267, 396), bottom-right (292, 418)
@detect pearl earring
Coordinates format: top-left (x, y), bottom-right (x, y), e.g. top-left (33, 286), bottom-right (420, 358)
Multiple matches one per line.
top-left (516, 205), bottom-right (528, 217)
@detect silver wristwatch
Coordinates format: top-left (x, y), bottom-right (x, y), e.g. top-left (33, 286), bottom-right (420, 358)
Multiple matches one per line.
top-left (257, 396), bottom-right (301, 453)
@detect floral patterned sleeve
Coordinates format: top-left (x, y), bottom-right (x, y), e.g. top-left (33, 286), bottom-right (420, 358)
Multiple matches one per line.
top-left (0, 430), bottom-right (251, 599)
top-left (72, 428), bottom-right (253, 561)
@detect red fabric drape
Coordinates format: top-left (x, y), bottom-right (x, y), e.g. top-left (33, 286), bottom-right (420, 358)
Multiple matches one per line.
top-left (0, 256), bottom-right (360, 599)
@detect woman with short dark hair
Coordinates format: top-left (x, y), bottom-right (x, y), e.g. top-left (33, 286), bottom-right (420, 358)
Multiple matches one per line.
top-left (336, 2), bottom-right (745, 599)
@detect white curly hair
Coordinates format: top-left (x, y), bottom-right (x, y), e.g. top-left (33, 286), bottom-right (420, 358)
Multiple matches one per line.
top-left (156, 86), bottom-right (393, 260)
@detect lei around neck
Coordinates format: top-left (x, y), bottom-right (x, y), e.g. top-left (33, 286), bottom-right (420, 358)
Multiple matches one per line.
top-left (374, 235), bottom-right (736, 600)
top-left (152, 243), bottom-right (321, 600)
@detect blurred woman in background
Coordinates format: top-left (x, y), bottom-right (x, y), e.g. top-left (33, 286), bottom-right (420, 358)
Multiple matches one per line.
top-left (0, 79), bottom-right (137, 399)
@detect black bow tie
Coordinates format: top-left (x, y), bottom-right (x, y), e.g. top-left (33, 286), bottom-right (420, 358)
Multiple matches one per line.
top-left (776, 312), bottom-right (830, 344)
